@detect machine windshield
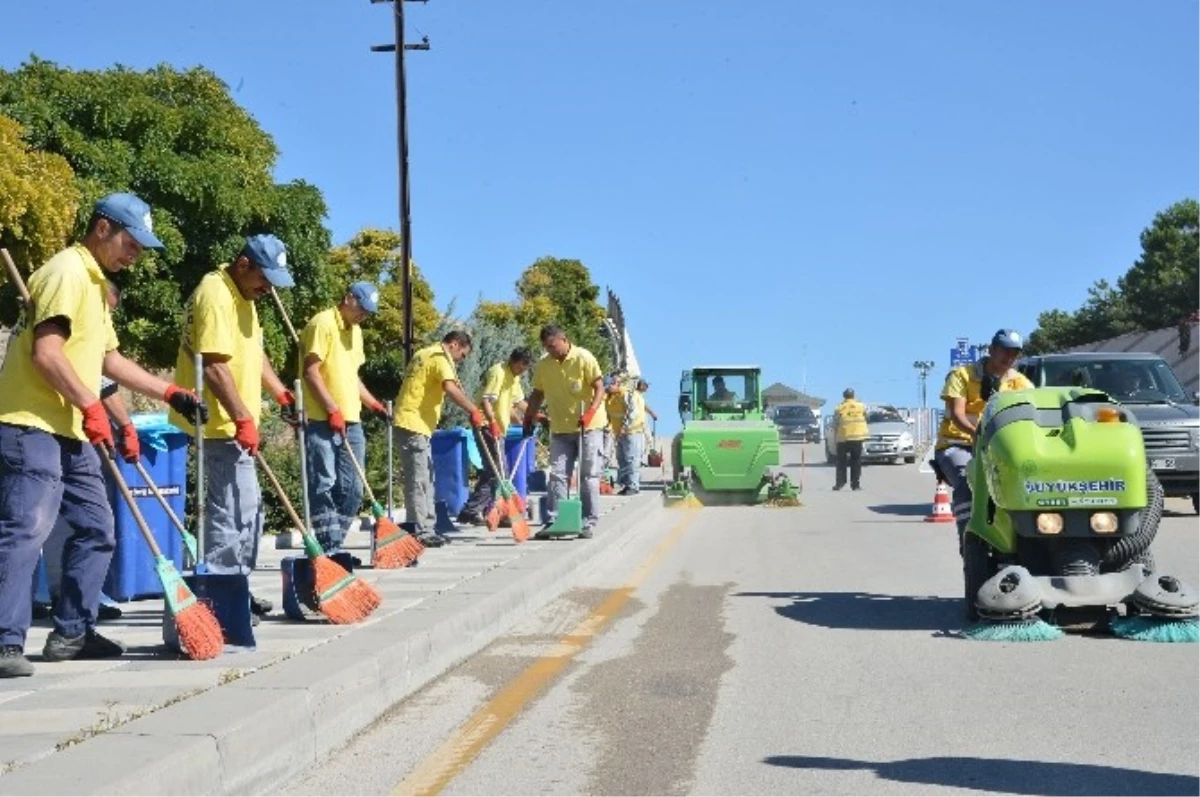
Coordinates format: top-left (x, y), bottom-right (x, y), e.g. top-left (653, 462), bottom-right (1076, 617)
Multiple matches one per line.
top-left (695, 370), bottom-right (758, 409)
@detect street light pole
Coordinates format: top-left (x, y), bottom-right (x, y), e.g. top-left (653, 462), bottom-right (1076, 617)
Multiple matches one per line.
top-left (371, 0), bottom-right (430, 365)
top-left (913, 360), bottom-right (935, 448)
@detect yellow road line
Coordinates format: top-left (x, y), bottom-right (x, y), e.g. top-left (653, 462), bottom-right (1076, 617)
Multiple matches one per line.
top-left (392, 508), bottom-right (701, 796)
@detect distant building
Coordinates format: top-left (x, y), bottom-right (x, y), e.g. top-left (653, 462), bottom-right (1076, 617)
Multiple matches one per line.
top-left (762, 382), bottom-right (826, 410)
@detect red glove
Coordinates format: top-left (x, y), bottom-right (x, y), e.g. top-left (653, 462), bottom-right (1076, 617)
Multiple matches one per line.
top-left (234, 418), bottom-right (260, 456)
top-left (274, 389), bottom-right (295, 408)
top-left (164, 384), bottom-right (208, 424)
top-left (469, 409), bottom-right (485, 429)
top-left (117, 422), bottom-right (140, 463)
top-left (366, 399), bottom-right (390, 421)
top-left (82, 402), bottom-right (114, 449)
top-left (328, 408), bottom-right (346, 435)
top-left (489, 421), bottom-right (503, 439)
top-left (580, 406), bottom-right (597, 428)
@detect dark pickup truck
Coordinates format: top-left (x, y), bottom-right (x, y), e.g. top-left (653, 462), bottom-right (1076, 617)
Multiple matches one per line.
top-left (1018, 352), bottom-right (1199, 513)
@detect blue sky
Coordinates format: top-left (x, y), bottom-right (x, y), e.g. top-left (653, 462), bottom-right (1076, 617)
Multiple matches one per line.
top-left (5, 1), bottom-right (1197, 434)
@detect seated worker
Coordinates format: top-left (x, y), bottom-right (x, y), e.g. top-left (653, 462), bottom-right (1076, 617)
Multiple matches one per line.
top-left (709, 376), bottom-right (737, 402)
top-left (933, 329), bottom-right (1033, 549)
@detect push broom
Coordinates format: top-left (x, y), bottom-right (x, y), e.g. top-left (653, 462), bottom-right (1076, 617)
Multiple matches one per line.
top-left (2, 248), bottom-right (222, 659)
top-left (341, 436), bottom-right (424, 567)
top-left (256, 451), bottom-right (383, 624)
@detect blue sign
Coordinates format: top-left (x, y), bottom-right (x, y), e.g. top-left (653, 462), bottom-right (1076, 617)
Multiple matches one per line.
top-left (950, 345), bottom-right (981, 368)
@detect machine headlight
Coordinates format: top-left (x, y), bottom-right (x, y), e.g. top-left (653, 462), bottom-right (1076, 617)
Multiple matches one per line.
top-left (1090, 512), bottom-right (1119, 533)
top-left (1036, 513), bottom-right (1064, 534)
top-left (898, 431), bottom-right (913, 447)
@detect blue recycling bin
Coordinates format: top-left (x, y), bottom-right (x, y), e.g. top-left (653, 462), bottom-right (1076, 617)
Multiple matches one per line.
top-left (504, 427), bottom-right (534, 501)
top-left (431, 428), bottom-right (471, 518)
top-left (102, 413), bottom-right (189, 602)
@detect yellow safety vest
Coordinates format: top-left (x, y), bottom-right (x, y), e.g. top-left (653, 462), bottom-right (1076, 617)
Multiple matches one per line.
top-left (834, 399), bottom-right (869, 443)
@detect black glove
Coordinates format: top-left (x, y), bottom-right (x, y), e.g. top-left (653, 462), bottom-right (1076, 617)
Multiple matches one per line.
top-left (165, 385), bottom-right (209, 425)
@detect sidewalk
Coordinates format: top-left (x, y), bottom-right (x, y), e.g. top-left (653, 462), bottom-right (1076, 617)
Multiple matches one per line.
top-left (0, 481), bottom-right (666, 795)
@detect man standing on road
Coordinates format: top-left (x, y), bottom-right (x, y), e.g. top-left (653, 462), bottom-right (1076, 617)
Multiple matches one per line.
top-left (168, 234), bottom-right (295, 622)
top-left (458, 347), bottom-right (533, 526)
top-left (392, 330), bottom-right (484, 547)
top-left (934, 329), bottom-right (1033, 546)
top-left (523, 325), bottom-right (608, 537)
top-left (606, 373), bottom-right (650, 495)
top-left (300, 282), bottom-right (390, 553)
top-left (832, 388), bottom-right (869, 491)
top-left (0, 192), bottom-right (207, 677)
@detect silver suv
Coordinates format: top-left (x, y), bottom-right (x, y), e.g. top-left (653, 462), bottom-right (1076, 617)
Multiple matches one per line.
top-left (824, 405), bottom-right (916, 465)
top-left (1017, 352), bottom-right (1199, 513)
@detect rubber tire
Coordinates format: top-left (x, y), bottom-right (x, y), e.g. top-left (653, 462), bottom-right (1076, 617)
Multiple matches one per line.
top-left (962, 532), bottom-right (992, 622)
top-left (1192, 493), bottom-right (1199, 515)
top-left (904, 456), bottom-right (916, 464)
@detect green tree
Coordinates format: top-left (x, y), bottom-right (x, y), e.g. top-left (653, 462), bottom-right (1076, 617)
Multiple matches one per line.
top-left (480, 256), bottom-right (610, 370)
top-left (0, 58), bottom-right (335, 369)
top-left (327, 227), bottom-right (439, 400)
top-left (1118, 199), bottom-right (1199, 330)
top-left (434, 307), bottom-right (531, 431)
top-left (0, 113), bottom-right (80, 278)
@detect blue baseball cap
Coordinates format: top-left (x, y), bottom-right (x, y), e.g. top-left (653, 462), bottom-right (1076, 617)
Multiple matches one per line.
top-left (991, 329), bottom-right (1024, 350)
top-left (242, 234), bottom-right (293, 288)
top-left (348, 281), bottom-right (380, 314)
top-left (93, 192), bottom-right (165, 251)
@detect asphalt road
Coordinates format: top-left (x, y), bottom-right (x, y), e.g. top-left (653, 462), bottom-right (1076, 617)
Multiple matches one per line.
top-left (279, 443), bottom-right (1200, 796)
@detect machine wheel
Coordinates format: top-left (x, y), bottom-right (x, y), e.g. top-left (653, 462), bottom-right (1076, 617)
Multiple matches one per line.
top-left (1192, 493), bottom-right (1198, 515)
top-left (962, 532), bottom-right (992, 622)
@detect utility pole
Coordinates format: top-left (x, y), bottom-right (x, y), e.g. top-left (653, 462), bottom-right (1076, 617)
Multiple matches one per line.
top-left (371, 0), bottom-right (430, 364)
top-left (913, 360), bottom-right (935, 410)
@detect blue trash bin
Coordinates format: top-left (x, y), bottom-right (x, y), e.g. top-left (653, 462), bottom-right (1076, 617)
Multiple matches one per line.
top-left (103, 413), bottom-right (189, 602)
top-left (504, 428), bottom-right (534, 501)
top-left (431, 428), bottom-right (471, 518)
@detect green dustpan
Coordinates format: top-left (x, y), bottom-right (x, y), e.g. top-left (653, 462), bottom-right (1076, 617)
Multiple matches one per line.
top-left (538, 407), bottom-right (587, 538)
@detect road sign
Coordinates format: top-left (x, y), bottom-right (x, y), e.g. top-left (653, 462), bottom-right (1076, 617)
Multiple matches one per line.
top-left (949, 344), bottom-right (980, 368)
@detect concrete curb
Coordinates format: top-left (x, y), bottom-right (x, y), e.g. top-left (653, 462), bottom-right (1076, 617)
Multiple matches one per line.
top-left (0, 493), bottom-right (664, 796)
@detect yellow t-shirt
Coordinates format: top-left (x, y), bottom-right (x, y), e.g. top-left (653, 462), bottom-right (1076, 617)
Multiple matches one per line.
top-left (0, 245), bottom-right (118, 440)
top-left (532, 345), bottom-right (608, 434)
top-left (301, 307), bottom-right (365, 423)
top-left (168, 267), bottom-right (263, 439)
top-left (834, 399), bottom-right (869, 443)
top-left (936, 362), bottom-right (1034, 449)
top-left (607, 386), bottom-right (645, 435)
top-left (477, 362), bottom-right (525, 428)
top-left (394, 343), bottom-right (458, 437)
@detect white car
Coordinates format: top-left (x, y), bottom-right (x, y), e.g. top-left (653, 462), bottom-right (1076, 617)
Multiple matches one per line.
top-left (825, 405), bottom-right (916, 465)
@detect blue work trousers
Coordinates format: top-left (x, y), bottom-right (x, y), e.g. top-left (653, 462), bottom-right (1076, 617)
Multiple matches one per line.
top-left (305, 421), bottom-right (365, 552)
top-left (0, 423), bottom-right (114, 647)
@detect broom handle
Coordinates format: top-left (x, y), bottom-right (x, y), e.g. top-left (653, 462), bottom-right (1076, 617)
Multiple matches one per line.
top-left (341, 435), bottom-right (380, 505)
top-left (386, 400), bottom-right (394, 514)
top-left (476, 423), bottom-right (506, 484)
top-left (268, 286), bottom-right (301, 345)
top-left (254, 451), bottom-right (310, 538)
top-left (2, 248), bottom-right (32, 308)
top-left (295, 379), bottom-right (314, 533)
top-left (100, 446), bottom-right (166, 559)
top-left (194, 352), bottom-right (207, 569)
top-left (133, 459), bottom-right (192, 541)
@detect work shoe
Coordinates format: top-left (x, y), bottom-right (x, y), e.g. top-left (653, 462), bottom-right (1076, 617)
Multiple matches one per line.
top-left (416, 532), bottom-right (445, 548)
top-left (851, 485), bottom-right (862, 491)
top-left (833, 484), bottom-right (845, 491)
top-left (250, 594), bottom-right (274, 616)
top-left (457, 510), bottom-right (485, 526)
top-left (0, 646), bottom-right (34, 678)
top-left (98, 603), bottom-right (123, 622)
top-left (42, 630), bottom-right (125, 662)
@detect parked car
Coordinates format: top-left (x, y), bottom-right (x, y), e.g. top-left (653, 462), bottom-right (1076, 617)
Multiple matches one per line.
top-left (773, 404), bottom-right (820, 443)
top-left (824, 405), bottom-right (916, 464)
top-left (1017, 352), bottom-right (1199, 513)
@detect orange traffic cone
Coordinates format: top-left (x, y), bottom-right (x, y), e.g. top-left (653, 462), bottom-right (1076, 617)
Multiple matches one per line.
top-left (924, 482), bottom-right (955, 523)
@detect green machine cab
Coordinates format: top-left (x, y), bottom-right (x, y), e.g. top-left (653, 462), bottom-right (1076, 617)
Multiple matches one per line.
top-left (665, 366), bottom-right (798, 505)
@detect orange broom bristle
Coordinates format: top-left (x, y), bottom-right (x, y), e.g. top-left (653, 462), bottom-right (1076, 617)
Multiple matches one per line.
top-left (511, 515), bottom-right (531, 543)
top-left (174, 602), bottom-right (225, 660)
top-left (313, 555), bottom-right (383, 624)
top-left (373, 517), bottom-right (417, 569)
top-left (485, 502), bottom-right (504, 532)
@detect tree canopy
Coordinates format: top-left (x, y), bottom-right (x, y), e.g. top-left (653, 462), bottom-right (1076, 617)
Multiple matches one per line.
top-left (0, 113), bottom-right (79, 275)
top-left (1025, 199), bottom-right (1199, 354)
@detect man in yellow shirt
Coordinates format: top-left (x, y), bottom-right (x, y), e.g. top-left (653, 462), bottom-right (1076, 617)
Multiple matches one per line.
top-left (935, 329), bottom-right (1033, 543)
top-left (393, 330), bottom-right (484, 546)
top-left (523, 325), bottom-right (608, 537)
top-left (300, 282), bottom-right (390, 552)
top-left (168, 234), bottom-right (294, 619)
top-left (832, 388), bottom-right (869, 491)
top-left (0, 192), bottom-right (206, 677)
top-left (606, 373), bottom-right (651, 495)
top-left (458, 347), bottom-right (534, 525)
